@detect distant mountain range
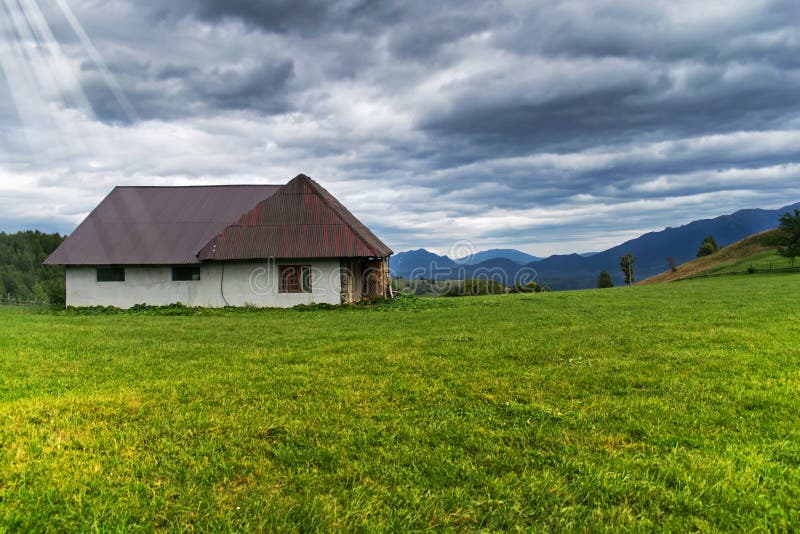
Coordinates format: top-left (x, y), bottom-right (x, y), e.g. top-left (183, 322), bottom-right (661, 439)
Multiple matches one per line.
top-left (455, 248), bottom-right (542, 265)
top-left (390, 201), bottom-right (800, 290)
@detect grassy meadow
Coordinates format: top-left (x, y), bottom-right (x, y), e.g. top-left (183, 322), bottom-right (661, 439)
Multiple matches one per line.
top-left (1, 274), bottom-right (800, 531)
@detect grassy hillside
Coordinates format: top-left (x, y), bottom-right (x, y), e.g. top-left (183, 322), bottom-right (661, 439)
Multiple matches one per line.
top-left (640, 228), bottom-right (787, 284)
top-left (2, 275), bottom-right (800, 530)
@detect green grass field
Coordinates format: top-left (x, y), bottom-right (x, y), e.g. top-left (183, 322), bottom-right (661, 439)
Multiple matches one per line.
top-left (2, 274), bottom-right (800, 531)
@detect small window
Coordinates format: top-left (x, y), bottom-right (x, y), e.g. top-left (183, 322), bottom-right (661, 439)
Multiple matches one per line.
top-left (97, 267), bottom-right (125, 282)
top-left (279, 265), bottom-right (312, 293)
top-left (172, 266), bottom-right (201, 281)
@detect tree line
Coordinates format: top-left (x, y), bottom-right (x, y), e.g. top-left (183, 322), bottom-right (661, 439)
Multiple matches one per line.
top-left (0, 231), bottom-right (65, 304)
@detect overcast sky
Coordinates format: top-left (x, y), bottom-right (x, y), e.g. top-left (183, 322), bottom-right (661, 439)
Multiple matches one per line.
top-left (1, 0), bottom-right (799, 256)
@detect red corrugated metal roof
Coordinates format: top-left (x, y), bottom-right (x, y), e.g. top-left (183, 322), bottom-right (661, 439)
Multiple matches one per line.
top-left (199, 174), bottom-right (392, 260)
top-left (44, 175), bottom-right (392, 265)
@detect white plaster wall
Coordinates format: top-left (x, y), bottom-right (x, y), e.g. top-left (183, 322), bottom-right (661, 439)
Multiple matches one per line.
top-left (66, 259), bottom-right (342, 308)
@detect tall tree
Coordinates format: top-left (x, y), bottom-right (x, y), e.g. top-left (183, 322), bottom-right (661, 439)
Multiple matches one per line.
top-left (777, 209), bottom-right (800, 268)
top-left (619, 253), bottom-right (636, 285)
top-left (597, 270), bottom-right (614, 288)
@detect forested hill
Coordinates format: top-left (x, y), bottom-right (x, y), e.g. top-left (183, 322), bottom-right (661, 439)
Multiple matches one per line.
top-left (0, 231), bottom-right (65, 304)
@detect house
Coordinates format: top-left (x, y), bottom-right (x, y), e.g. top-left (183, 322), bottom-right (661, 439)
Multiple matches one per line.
top-left (44, 174), bottom-right (393, 308)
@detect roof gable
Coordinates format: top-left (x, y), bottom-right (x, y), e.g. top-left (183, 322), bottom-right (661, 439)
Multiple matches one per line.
top-left (199, 174), bottom-right (392, 260)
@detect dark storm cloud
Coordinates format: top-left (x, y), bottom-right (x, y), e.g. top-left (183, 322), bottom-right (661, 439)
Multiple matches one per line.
top-left (386, 5), bottom-right (504, 61)
top-left (78, 57), bottom-right (295, 124)
top-left (155, 64), bottom-right (200, 80)
top-left (194, 59), bottom-right (295, 113)
top-left (494, 0), bottom-right (800, 63)
top-left (419, 1), bottom-right (800, 162)
top-left (188, 0), bottom-right (333, 33)
top-left (1, 0), bottom-right (799, 254)
top-left (420, 67), bottom-right (799, 160)
top-left (150, 0), bottom-right (404, 35)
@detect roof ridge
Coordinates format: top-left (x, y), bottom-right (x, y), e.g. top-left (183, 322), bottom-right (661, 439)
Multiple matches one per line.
top-left (197, 174), bottom-right (392, 260)
top-left (114, 184), bottom-right (281, 189)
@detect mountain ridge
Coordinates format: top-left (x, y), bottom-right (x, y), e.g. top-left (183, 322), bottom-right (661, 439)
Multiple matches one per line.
top-left (455, 248), bottom-right (542, 265)
top-left (390, 201), bottom-right (800, 289)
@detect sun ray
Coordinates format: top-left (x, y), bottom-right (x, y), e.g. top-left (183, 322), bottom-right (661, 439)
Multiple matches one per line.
top-left (19, 0), bottom-right (96, 118)
top-left (0, 0), bottom-right (56, 157)
top-left (1, 0), bottom-right (89, 161)
top-left (53, 0), bottom-right (139, 123)
top-left (0, 0), bottom-right (129, 167)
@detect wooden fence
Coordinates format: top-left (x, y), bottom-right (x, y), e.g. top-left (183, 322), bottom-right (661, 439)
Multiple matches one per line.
top-left (0, 294), bottom-right (50, 306)
top-left (676, 260), bottom-right (798, 282)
